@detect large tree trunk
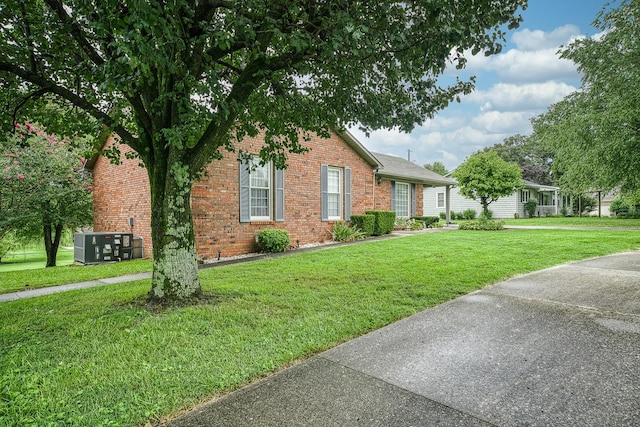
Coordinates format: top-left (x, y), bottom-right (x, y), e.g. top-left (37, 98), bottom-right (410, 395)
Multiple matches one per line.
top-left (147, 156), bottom-right (202, 303)
top-left (43, 221), bottom-right (63, 268)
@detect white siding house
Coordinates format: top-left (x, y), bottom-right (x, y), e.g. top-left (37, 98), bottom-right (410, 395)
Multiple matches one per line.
top-left (424, 179), bottom-right (560, 219)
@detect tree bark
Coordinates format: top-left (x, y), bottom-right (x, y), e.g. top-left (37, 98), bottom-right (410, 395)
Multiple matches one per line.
top-left (147, 156), bottom-right (202, 303)
top-left (43, 220), bottom-right (62, 267)
top-left (480, 197), bottom-right (490, 218)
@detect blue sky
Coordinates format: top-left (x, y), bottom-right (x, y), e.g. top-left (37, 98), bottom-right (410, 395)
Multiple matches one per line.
top-left (350, 0), bottom-right (613, 171)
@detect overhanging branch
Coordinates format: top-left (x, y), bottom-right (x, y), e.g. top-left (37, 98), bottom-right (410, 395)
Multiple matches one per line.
top-left (43, 0), bottom-right (105, 66)
top-left (0, 61), bottom-right (139, 151)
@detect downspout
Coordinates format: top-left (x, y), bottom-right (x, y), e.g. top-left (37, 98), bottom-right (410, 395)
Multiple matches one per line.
top-left (446, 185), bottom-right (451, 225)
top-left (373, 169), bottom-right (377, 211)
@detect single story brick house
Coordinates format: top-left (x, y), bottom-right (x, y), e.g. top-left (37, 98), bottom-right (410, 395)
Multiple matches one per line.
top-left (90, 130), bottom-right (453, 260)
top-left (423, 179), bottom-right (561, 219)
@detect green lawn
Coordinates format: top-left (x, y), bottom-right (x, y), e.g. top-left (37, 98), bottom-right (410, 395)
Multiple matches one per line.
top-left (0, 247), bottom-right (75, 273)
top-left (502, 216), bottom-right (640, 228)
top-left (1, 229), bottom-right (639, 426)
top-left (0, 258), bottom-right (153, 294)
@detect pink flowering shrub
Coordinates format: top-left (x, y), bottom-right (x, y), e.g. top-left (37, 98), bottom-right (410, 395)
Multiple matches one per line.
top-left (0, 122), bottom-right (93, 240)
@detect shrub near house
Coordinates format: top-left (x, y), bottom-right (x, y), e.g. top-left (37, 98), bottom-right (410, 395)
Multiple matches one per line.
top-left (350, 214), bottom-right (375, 237)
top-left (257, 229), bottom-right (290, 253)
top-left (366, 210), bottom-right (396, 236)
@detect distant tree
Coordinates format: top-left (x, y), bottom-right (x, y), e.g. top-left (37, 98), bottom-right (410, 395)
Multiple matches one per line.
top-left (453, 151), bottom-right (523, 217)
top-left (0, 123), bottom-right (93, 267)
top-left (532, 0), bottom-right (639, 194)
top-left (0, 0), bottom-right (526, 302)
top-left (483, 134), bottom-right (554, 185)
top-left (424, 161), bottom-right (449, 176)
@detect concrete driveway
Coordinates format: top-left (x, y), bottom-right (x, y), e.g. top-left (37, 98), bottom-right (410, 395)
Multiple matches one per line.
top-left (166, 251), bottom-right (640, 426)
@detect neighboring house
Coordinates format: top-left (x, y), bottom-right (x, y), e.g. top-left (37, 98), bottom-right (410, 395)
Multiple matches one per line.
top-left (90, 131), bottom-right (453, 260)
top-left (424, 179), bottom-right (561, 219)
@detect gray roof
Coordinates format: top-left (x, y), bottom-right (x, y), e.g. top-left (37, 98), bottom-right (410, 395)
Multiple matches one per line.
top-left (522, 179), bottom-right (559, 191)
top-left (372, 152), bottom-right (456, 186)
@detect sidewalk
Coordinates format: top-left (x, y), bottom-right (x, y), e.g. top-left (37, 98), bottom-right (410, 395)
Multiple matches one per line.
top-left (165, 250), bottom-right (640, 426)
top-left (0, 272), bottom-right (153, 302)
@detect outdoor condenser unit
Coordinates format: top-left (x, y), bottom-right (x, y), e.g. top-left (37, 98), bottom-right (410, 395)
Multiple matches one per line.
top-left (74, 232), bottom-right (133, 264)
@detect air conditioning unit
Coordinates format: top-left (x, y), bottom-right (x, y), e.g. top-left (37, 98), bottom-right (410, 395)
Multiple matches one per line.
top-left (74, 232), bottom-right (134, 264)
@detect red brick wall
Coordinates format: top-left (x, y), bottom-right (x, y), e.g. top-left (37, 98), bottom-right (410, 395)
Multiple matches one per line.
top-left (92, 131), bottom-right (377, 259)
top-left (375, 180), bottom-right (392, 211)
top-left (92, 139), bottom-right (152, 255)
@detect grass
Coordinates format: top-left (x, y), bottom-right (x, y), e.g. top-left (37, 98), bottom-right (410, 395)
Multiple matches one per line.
top-left (1, 228), bottom-right (639, 426)
top-left (0, 247), bottom-right (75, 273)
top-left (0, 259), bottom-right (153, 294)
top-left (502, 216), bottom-right (640, 228)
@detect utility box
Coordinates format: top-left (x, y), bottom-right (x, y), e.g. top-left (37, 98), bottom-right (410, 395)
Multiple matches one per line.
top-left (132, 236), bottom-right (144, 259)
top-left (74, 232), bottom-right (134, 264)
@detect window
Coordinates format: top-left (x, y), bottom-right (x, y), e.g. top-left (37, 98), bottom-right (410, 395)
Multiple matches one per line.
top-left (239, 157), bottom-right (284, 223)
top-left (521, 190), bottom-right (530, 203)
top-left (437, 192), bottom-right (445, 208)
top-left (321, 165), bottom-right (351, 221)
top-left (327, 167), bottom-right (342, 219)
top-left (250, 160), bottom-right (271, 220)
top-left (538, 192), bottom-right (552, 206)
top-left (395, 182), bottom-right (410, 218)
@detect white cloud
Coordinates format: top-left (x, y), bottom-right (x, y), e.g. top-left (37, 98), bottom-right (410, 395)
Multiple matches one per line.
top-left (462, 47), bottom-right (578, 84)
top-left (491, 48), bottom-right (578, 83)
top-left (459, 25), bottom-right (583, 84)
top-left (471, 111), bottom-right (533, 134)
top-left (466, 81), bottom-right (578, 112)
top-left (511, 25), bottom-right (580, 50)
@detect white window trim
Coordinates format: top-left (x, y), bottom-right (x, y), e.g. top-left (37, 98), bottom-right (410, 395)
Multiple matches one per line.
top-left (436, 192), bottom-right (445, 209)
top-left (249, 157), bottom-right (272, 221)
top-left (521, 189), bottom-right (530, 203)
top-left (327, 166), bottom-right (343, 220)
top-left (395, 181), bottom-right (410, 218)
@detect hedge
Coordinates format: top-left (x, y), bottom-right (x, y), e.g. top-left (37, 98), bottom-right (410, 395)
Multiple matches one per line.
top-left (458, 218), bottom-right (504, 231)
top-left (349, 214), bottom-right (375, 236)
top-left (365, 210), bottom-right (396, 235)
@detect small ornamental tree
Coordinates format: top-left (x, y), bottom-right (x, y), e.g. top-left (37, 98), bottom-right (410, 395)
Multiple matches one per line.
top-left (453, 151), bottom-right (523, 217)
top-left (0, 123), bottom-right (93, 267)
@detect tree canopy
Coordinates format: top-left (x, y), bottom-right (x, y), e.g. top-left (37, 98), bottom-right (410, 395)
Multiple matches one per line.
top-left (424, 161), bottom-right (449, 177)
top-left (453, 150), bottom-right (523, 216)
top-left (532, 0), bottom-right (639, 194)
top-left (483, 134), bottom-right (554, 185)
top-left (0, 0), bottom-right (527, 302)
